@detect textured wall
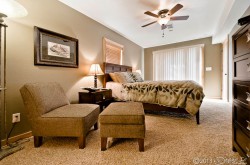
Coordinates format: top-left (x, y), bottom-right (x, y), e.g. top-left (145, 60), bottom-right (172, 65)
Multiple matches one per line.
top-left (1, 0), bottom-right (142, 139)
top-left (144, 37), bottom-right (222, 98)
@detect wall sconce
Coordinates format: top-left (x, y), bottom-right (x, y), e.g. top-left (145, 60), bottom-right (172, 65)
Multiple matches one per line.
top-left (88, 64), bottom-right (104, 88)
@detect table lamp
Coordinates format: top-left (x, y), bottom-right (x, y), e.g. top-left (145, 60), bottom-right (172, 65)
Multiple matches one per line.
top-left (88, 64), bottom-right (104, 88)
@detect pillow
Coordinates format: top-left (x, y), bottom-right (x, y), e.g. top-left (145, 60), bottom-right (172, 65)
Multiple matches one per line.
top-left (113, 72), bottom-right (127, 83)
top-left (123, 72), bottom-right (135, 83)
top-left (114, 72), bottom-right (135, 83)
top-left (131, 72), bottom-right (144, 82)
top-left (109, 73), bottom-right (118, 82)
top-left (127, 72), bottom-right (136, 82)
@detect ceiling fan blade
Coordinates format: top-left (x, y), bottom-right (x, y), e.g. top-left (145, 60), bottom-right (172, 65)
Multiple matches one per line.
top-left (144, 11), bottom-right (158, 18)
top-left (168, 4), bottom-right (183, 16)
top-left (170, 16), bottom-right (189, 20)
top-left (142, 21), bottom-right (157, 27)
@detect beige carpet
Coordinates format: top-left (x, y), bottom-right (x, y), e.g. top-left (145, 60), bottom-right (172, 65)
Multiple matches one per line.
top-left (1, 99), bottom-right (242, 165)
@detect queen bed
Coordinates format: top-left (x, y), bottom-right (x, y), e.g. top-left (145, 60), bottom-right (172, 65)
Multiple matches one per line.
top-left (103, 62), bottom-right (205, 124)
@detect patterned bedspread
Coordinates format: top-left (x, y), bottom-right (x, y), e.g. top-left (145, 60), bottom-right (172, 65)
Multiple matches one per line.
top-left (122, 80), bottom-right (205, 115)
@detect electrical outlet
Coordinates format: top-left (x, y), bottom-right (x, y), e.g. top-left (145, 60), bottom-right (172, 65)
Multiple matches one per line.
top-left (12, 113), bottom-right (20, 123)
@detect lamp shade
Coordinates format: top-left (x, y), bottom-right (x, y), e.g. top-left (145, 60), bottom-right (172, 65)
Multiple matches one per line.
top-left (88, 64), bottom-right (104, 75)
top-left (0, 0), bottom-right (28, 18)
top-left (135, 70), bottom-right (142, 75)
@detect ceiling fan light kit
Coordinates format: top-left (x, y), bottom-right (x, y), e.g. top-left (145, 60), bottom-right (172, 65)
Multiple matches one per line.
top-left (142, 3), bottom-right (189, 37)
top-left (158, 16), bottom-right (170, 25)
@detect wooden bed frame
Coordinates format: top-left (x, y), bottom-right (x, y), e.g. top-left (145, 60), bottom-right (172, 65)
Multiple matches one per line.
top-left (103, 62), bottom-right (200, 124)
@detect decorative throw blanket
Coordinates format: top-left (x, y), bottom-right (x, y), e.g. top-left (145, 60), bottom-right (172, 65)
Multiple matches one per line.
top-left (122, 80), bottom-right (205, 115)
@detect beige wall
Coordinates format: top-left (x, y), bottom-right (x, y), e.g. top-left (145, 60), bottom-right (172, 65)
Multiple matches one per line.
top-left (144, 37), bottom-right (222, 98)
top-left (1, 0), bottom-right (142, 139)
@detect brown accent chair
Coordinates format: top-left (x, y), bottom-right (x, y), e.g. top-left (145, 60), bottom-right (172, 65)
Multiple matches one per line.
top-left (20, 82), bottom-right (100, 149)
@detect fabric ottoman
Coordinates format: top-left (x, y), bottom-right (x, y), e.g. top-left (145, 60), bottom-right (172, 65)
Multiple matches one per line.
top-left (99, 102), bottom-right (145, 152)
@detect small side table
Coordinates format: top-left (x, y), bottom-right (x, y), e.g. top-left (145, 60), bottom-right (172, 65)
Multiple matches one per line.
top-left (79, 89), bottom-right (113, 111)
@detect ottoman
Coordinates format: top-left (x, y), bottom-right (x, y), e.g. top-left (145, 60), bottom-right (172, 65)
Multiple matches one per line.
top-left (99, 102), bottom-right (145, 152)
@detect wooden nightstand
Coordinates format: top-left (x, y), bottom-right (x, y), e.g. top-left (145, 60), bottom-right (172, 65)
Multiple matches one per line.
top-left (79, 89), bottom-right (113, 111)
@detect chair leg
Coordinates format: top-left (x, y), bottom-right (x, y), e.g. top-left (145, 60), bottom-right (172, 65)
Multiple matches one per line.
top-left (101, 137), bottom-right (107, 151)
top-left (94, 122), bottom-right (98, 130)
top-left (138, 138), bottom-right (144, 152)
top-left (196, 110), bottom-right (200, 125)
top-left (78, 135), bottom-right (86, 149)
top-left (34, 136), bottom-right (43, 147)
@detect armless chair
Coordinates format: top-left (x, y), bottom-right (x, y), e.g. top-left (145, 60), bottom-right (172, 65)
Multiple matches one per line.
top-left (20, 82), bottom-right (100, 149)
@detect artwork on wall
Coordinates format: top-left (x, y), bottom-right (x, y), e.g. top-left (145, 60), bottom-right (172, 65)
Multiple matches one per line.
top-left (246, 30), bottom-right (250, 43)
top-left (34, 26), bottom-right (78, 68)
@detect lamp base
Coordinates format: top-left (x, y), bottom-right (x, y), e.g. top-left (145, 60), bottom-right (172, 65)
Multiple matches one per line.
top-left (94, 75), bottom-right (97, 88)
top-left (0, 145), bottom-right (24, 160)
top-left (0, 137), bottom-right (30, 160)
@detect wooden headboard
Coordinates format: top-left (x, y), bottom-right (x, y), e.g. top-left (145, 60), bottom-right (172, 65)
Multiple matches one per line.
top-left (103, 62), bottom-right (132, 87)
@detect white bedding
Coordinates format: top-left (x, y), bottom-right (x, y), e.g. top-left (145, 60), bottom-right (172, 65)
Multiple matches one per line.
top-left (106, 82), bottom-right (124, 100)
top-left (106, 80), bottom-right (204, 115)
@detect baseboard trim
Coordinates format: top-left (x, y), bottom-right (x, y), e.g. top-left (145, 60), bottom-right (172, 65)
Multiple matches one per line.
top-left (205, 97), bottom-right (222, 99)
top-left (1, 131), bottom-right (32, 146)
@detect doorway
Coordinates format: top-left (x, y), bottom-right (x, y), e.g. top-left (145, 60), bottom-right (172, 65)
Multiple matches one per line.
top-left (222, 37), bottom-right (229, 101)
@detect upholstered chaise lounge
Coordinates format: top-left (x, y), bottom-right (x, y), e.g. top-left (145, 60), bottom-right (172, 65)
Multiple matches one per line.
top-left (20, 82), bottom-right (100, 149)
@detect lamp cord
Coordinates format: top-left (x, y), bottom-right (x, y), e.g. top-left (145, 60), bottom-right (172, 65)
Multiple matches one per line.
top-left (6, 123), bottom-right (17, 147)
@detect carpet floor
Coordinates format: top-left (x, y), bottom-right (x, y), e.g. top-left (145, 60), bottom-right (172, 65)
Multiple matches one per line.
top-left (0, 99), bottom-right (242, 165)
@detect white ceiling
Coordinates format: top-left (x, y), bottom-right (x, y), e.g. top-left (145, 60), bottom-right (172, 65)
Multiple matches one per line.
top-left (59, 0), bottom-right (250, 48)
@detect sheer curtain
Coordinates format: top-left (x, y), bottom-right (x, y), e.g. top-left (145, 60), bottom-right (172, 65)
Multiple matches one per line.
top-left (153, 44), bottom-right (204, 86)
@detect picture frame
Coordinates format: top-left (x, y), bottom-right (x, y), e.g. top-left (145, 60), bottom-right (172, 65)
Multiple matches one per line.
top-left (34, 26), bottom-right (78, 68)
top-left (246, 30), bottom-right (250, 43)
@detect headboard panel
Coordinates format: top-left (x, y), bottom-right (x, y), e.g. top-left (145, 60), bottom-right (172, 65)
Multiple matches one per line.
top-left (103, 62), bottom-right (132, 87)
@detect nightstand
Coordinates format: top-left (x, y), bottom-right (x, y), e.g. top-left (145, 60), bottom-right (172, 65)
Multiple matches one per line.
top-left (79, 89), bottom-right (113, 111)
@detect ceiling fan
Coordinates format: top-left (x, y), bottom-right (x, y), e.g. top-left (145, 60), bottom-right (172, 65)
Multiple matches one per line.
top-left (142, 4), bottom-right (189, 30)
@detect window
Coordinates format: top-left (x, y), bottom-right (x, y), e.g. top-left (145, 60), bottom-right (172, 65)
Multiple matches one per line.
top-left (153, 44), bottom-right (204, 86)
top-left (103, 38), bottom-right (123, 65)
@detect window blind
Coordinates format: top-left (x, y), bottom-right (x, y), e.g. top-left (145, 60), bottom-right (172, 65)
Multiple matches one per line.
top-left (153, 44), bottom-right (204, 86)
top-left (103, 38), bottom-right (123, 65)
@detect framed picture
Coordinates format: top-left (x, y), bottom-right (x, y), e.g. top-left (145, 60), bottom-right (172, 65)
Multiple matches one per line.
top-left (34, 26), bottom-right (78, 68)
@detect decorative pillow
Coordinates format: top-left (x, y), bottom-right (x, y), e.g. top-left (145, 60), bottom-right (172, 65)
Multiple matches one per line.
top-left (124, 72), bottom-right (135, 83)
top-left (114, 72), bottom-right (127, 83)
top-left (131, 72), bottom-right (144, 82)
top-left (109, 73), bottom-right (118, 82)
top-left (127, 72), bottom-right (136, 82)
top-left (114, 72), bottom-right (135, 83)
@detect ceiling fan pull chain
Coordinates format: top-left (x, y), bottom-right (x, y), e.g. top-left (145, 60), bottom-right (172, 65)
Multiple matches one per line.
top-left (162, 29), bottom-right (165, 37)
